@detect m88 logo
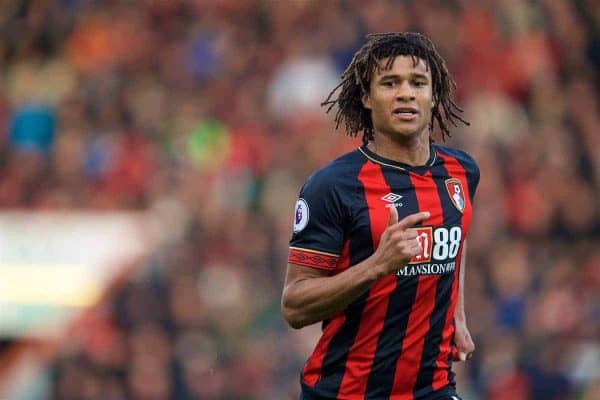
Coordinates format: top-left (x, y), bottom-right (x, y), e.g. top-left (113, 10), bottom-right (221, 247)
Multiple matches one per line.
top-left (409, 226), bottom-right (462, 264)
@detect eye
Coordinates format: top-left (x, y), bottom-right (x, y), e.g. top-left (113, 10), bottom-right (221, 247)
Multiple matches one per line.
top-left (382, 81), bottom-right (395, 87)
top-left (413, 81), bottom-right (427, 87)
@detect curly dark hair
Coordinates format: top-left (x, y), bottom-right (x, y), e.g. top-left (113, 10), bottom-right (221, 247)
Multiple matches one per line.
top-left (322, 32), bottom-right (468, 144)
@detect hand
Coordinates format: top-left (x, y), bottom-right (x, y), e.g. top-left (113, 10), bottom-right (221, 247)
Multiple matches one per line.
top-left (371, 206), bottom-right (430, 278)
top-left (452, 318), bottom-right (475, 362)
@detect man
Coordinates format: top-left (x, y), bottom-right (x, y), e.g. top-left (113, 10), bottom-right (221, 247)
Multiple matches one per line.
top-left (281, 32), bottom-right (479, 400)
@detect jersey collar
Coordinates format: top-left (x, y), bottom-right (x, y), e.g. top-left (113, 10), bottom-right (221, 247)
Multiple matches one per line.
top-left (358, 143), bottom-right (437, 172)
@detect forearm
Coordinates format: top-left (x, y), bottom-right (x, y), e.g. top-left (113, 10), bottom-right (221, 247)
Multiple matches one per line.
top-left (282, 208), bottom-right (430, 329)
top-left (282, 258), bottom-right (382, 328)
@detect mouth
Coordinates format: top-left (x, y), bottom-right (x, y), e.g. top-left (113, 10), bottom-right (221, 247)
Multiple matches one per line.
top-left (392, 107), bottom-right (419, 121)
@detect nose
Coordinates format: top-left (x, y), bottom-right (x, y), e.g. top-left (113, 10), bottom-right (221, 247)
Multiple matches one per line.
top-left (396, 81), bottom-right (415, 101)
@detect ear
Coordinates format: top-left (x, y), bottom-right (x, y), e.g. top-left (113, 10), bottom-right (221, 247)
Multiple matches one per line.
top-left (362, 93), bottom-right (372, 110)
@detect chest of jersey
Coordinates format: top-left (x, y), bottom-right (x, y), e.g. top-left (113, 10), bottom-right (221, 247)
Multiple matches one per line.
top-left (347, 165), bottom-right (472, 273)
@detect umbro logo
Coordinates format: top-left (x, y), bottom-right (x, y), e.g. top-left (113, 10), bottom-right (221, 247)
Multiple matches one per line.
top-left (382, 193), bottom-right (403, 203)
top-left (381, 192), bottom-right (402, 203)
top-left (382, 192), bottom-right (403, 208)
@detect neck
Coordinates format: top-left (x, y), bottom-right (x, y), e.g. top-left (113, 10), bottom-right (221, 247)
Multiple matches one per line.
top-left (368, 130), bottom-right (431, 166)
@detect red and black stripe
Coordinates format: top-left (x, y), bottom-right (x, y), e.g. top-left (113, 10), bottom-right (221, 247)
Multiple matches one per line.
top-left (411, 158), bottom-right (459, 398)
top-left (430, 150), bottom-right (473, 390)
top-left (302, 157), bottom-right (378, 399)
top-left (301, 147), bottom-right (476, 399)
top-left (385, 168), bottom-right (446, 399)
top-left (302, 241), bottom-right (350, 386)
top-left (335, 160), bottom-right (404, 398)
top-left (361, 164), bottom-right (422, 399)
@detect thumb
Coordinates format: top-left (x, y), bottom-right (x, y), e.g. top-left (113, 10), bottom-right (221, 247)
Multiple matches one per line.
top-left (451, 347), bottom-right (470, 362)
top-left (388, 205), bottom-right (398, 226)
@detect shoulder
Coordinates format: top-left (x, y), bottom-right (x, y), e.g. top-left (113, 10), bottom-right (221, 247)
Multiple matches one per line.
top-left (303, 148), bottom-right (365, 191)
top-left (433, 144), bottom-right (479, 175)
top-left (434, 144), bottom-right (481, 197)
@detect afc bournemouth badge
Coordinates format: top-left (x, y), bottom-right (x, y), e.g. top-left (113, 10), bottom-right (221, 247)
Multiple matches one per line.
top-left (445, 178), bottom-right (465, 213)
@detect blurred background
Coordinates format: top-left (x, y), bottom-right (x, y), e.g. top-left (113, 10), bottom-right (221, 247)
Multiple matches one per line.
top-left (0, 0), bottom-right (598, 399)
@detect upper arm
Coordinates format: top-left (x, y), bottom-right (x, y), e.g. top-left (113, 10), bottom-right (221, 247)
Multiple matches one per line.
top-left (287, 170), bottom-right (347, 272)
top-left (283, 262), bottom-right (329, 294)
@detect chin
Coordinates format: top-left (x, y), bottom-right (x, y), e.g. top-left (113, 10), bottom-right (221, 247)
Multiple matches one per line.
top-left (391, 127), bottom-right (427, 139)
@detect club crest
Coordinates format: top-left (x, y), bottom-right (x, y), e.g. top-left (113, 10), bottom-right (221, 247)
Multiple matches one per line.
top-left (445, 178), bottom-right (465, 213)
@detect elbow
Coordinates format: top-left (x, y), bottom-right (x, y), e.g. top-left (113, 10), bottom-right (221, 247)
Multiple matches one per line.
top-left (283, 311), bottom-right (305, 329)
top-left (281, 298), bottom-right (309, 329)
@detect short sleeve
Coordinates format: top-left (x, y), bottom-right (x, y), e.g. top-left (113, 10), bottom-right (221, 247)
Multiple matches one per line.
top-left (466, 159), bottom-right (480, 203)
top-left (288, 171), bottom-right (347, 271)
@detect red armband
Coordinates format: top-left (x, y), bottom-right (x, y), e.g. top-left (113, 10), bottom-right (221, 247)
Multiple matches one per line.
top-left (288, 247), bottom-right (339, 271)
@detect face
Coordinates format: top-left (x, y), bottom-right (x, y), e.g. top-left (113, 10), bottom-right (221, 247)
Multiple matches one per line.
top-left (362, 55), bottom-right (433, 140)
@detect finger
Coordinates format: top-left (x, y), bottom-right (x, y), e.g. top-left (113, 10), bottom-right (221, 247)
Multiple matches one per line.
top-left (452, 349), bottom-right (470, 362)
top-left (388, 204), bottom-right (399, 227)
top-left (456, 332), bottom-right (475, 354)
top-left (397, 211), bottom-right (430, 230)
top-left (404, 229), bottom-right (418, 240)
top-left (390, 230), bottom-right (418, 242)
top-left (463, 340), bottom-right (475, 354)
top-left (412, 244), bottom-right (423, 258)
top-left (401, 243), bottom-right (421, 258)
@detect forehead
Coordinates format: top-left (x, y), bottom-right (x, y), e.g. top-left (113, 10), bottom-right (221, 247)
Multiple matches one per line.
top-left (373, 55), bottom-right (430, 78)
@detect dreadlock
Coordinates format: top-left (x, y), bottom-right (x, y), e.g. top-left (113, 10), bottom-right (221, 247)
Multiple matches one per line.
top-left (322, 32), bottom-right (468, 145)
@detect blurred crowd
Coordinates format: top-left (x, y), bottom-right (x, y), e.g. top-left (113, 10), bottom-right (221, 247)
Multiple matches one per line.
top-left (0, 0), bottom-right (599, 399)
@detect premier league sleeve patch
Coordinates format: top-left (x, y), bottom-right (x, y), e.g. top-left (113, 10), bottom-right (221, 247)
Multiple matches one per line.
top-left (445, 178), bottom-right (465, 213)
top-left (289, 172), bottom-right (345, 259)
top-left (293, 198), bottom-right (310, 233)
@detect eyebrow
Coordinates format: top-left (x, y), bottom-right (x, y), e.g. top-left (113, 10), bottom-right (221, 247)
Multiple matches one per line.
top-left (378, 72), bottom-right (430, 81)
